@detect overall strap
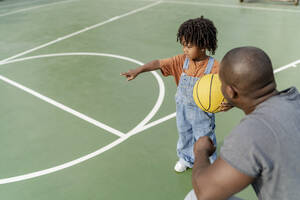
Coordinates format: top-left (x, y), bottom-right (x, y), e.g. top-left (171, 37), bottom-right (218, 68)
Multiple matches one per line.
top-left (183, 57), bottom-right (189, 70)
top-left (204, 57), bottom-right (215, 74)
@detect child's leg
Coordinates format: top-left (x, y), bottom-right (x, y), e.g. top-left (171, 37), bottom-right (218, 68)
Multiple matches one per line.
top-left (191, 111), bottom-right (217, 165)
top-left (176, 103), bottom-right (194, 168)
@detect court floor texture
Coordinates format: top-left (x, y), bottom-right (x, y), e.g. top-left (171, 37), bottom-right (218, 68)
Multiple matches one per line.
top-left (0, 0), bottom-right (300, 199)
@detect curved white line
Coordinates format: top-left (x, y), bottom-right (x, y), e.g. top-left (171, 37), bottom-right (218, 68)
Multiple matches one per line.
top-left (130, 58), bottom-right (300, 134)
top-left (0, 52), bottom-right (165, 133)
top-left (0, 1), bottom-right (162, 64)
top-left (0, 74), bottom-right (125, 137)
top-left (0, 137), bottom-right (127, 184)
top-left (1, 55), bottom-right (298, 184)
top-left (0, 52), bottom-right (165, 184)
top-left (127, 70), bottom-right (165, 136)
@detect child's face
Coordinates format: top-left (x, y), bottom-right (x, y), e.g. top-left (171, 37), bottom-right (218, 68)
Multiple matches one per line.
top-left (181, 38), bottom-right (204, 60)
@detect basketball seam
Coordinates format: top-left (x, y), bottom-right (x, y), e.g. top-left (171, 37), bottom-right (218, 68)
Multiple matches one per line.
top-left (212, 97), bottom-right (224, 113)
top-left (207, 74), bottom-right (214, 111)
top-left (196, 78), bottom-right (208, 111)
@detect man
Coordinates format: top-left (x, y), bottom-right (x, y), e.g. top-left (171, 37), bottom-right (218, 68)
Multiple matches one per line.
top-left (186, 46), bottom-right (300, 200)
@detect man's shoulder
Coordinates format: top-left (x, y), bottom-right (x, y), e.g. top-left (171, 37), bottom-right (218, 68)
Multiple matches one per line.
top-left (220, 115), bottom-right (276, 177)
top-left (250, 87), bottom-right (300, 128)
top-left (222, 114), bottom-right (275, 155)
top-left (257, 87), bottom-right (300, 111)
top-left (231, 115), bottom-right (266, 137)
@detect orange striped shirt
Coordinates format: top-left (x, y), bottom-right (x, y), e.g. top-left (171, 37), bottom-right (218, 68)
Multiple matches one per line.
top-left (159, 54), bottom-right (219, 86)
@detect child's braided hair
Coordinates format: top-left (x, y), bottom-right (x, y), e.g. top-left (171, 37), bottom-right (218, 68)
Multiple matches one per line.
top-left (177, 16), bottom-right (218, 55)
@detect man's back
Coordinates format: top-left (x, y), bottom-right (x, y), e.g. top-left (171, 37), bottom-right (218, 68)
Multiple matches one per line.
top-left (221, 87), bottom-right (300, 200)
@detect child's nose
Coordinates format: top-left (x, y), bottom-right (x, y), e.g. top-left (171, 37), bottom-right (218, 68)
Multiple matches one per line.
top-left (183, 46), bottom-right (188, 53)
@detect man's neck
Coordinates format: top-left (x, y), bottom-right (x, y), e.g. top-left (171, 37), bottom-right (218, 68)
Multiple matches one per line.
top-left (243, 89), bottom-right (279, 115)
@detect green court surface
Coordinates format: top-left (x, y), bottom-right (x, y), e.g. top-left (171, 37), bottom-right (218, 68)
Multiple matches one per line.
top-left (0, 0), bottom-right (300, 199)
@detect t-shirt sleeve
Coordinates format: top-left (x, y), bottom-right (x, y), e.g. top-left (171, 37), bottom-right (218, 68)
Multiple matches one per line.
top-left (159, 54), bottom-right (185, 77)
top-left (220, 116), bottom-right (275, 178)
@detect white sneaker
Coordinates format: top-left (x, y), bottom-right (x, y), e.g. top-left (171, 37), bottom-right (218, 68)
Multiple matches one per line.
top-left (174, 161), bottom-right (187, 172)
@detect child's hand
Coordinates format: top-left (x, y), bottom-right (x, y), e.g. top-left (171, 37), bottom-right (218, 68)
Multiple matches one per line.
top-left (220, 101), bottom-right (234, 112)
top-left (120, 68), bottom-right (140, 81)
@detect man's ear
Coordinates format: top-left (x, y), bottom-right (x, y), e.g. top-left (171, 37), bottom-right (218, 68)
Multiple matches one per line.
top-left (226, 85), bottom-right (238, 99)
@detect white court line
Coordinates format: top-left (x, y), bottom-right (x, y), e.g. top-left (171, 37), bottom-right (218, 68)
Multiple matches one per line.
top-left (0, 52), bottom-right (165, 184)
top-left (156, 0), bottom-right (300, 13)
top-left (0, 74), bottom-right (125, 138)
top-left (0, 52), bottom-right (165, 137)
top-left (0, 0), bottom-right (298, 184)
top-left (0, 1), bottom-right (162, 64)
top-left (0, 136), bottom-right (127, 184)
top-left (0, 0), bottom-right (47, 9)
top-left (127, 71), bottom-right (165, 135)
top-left (134, 112), bottom-right (176, 135)
top-left (0, 0), bottom-right (78, 18)
top-left (129, 59), bottom-right (300, 133)
top-left (0, 56), bottom-right (299, 184)
top-left (274, 60), bottom-right (300, 73)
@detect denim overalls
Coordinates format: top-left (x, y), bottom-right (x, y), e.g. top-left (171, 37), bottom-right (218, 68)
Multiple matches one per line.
top-left (175, 57), bottom-right (217, 168)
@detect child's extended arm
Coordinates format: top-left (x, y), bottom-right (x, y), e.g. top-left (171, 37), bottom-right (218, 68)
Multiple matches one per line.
top-left (120, 60), bottom-right (160, 81)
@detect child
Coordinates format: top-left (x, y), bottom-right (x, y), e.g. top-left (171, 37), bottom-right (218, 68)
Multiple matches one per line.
top-left (121, 16), bottom-right (225, 172)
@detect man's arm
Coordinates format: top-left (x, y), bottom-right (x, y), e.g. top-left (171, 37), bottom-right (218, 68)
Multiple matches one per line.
top-left (192, 136), bottom-right (254, 200)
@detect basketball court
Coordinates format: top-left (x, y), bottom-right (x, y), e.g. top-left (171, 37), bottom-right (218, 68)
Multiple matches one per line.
top-left (0, 0), bottom-right (300, 199)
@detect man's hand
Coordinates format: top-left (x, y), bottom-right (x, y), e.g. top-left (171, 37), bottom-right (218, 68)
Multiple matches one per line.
top-left (120, 68), bottom-right (141, 81)
top-left (193, 136), bottom-right (216, 157)
top-left (220, 101), bottom-right (234, 112)
top-left (192, 136), bottom-right (254, 200)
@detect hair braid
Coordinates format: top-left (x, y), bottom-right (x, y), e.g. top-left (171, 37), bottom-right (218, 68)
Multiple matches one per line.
top-left (176, 16), bottom-right (218, 55)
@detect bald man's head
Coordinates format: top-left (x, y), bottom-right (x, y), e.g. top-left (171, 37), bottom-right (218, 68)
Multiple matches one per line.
top-left (220, 46), bottom-right (276, 97)
top-left (219, 47), bottom-right (277, 113)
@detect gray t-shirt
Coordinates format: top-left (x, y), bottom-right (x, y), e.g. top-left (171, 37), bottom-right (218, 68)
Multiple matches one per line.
top-left (221, 87), bottom-right (300, 200)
